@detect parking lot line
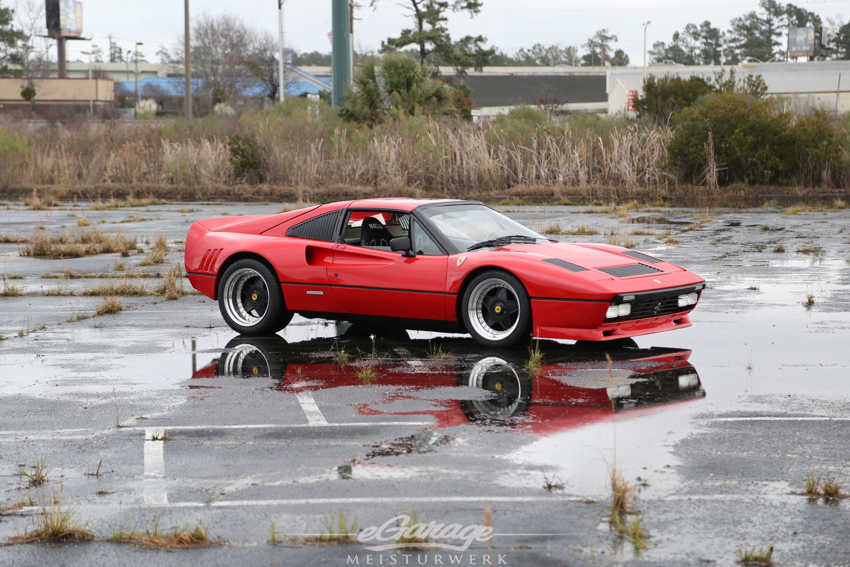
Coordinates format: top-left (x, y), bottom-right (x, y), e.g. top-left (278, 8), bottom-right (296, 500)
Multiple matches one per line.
top-left (292, 388), bottom-right (329, 426)
top-left (711, 417), bottom-right (850, 422)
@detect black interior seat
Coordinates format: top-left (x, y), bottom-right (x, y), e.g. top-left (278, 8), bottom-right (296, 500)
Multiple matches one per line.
top-left (359, 219), bottom-right (395, 248)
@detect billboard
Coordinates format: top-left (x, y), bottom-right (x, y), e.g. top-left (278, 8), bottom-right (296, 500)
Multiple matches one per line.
top-left (46, 0), bottom-right (83, 39)
top-left (788, 26), bottom-right (815, 58)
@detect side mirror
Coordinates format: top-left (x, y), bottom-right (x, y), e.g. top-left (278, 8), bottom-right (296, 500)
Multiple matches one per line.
top-left (390, 236), bottom-right (415, 257)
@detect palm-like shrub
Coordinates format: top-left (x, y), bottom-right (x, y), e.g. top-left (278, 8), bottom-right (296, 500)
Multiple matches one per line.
top-left (343, 53), bottom-right (453, 125)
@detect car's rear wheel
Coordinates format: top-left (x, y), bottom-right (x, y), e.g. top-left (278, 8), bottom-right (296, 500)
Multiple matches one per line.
top-left (461, 270), bottom-right (531, 348)
top-left (218, 259), bottom-right (292, 335)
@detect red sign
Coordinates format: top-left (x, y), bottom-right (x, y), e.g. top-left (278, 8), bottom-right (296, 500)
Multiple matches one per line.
top-left (627, 90), bottom-right (639, 112)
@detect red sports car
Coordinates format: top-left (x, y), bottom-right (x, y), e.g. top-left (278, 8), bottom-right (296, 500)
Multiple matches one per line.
top-left (185, 199), bottom-right (705, 347)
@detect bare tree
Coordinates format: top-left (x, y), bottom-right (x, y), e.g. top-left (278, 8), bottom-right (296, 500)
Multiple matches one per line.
top-left (244, 28), bottom-right (297, 103)
top-left (14, 0), bottom-right (52, 116)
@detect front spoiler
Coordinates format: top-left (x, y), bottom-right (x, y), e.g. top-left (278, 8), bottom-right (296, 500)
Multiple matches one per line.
top-left (535, 313), bottom-right (693, 342)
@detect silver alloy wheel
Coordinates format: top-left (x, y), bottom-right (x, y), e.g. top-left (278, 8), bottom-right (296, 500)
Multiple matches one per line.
top-left (222, 344), bottom-right (269, 377)
top-left (466, 278), bottom-right (521, 341)
top-left (222, 267), bottom-right (269, 327)
top-left (466, 357), bottom-right (523, 418)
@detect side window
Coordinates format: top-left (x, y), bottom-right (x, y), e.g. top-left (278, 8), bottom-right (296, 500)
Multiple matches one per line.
top-left (286, 211), bottom-right (342, 242)
top-left (411, 220), bottom-right (444, 256)
top-left (344, 210), bottom-right (409, 250)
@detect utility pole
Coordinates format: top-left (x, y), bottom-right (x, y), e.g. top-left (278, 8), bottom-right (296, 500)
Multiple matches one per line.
top-left (81, 50), bottom-right (94, 117)
top-left (185, 0), bottom-right (192, 123)
top-left (332, 0), bottom-right (352, 107)
top-left (643, 21), bottom-right (651, 82)
top-left (278, 0), bottom-right (286, 103)
top-left (135, 42), bottom-right (144, 108)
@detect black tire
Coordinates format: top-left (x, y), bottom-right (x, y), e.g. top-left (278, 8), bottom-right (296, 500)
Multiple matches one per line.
top-left (458, 356), bottom-right (532, 424)
top-left (218, 259), bottom-right (293, 336)
top-left (218, 336), bottom-right (289, 378)
top-left (460, 270), bottom-right (531, 348)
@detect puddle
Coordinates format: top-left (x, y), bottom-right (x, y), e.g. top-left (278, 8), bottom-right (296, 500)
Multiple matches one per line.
top-left (191, 330), bottom-right (704, 432)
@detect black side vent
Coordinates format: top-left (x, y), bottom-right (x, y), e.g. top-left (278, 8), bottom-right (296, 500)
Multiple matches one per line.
top-left (286, 211), bottom-right (342, 242)
top-left (543, 258), bottom-right (588, 272)
top-left (622, 251), bottom-right (664, 264)
top-left (598, 263), bottom-right (663, 278)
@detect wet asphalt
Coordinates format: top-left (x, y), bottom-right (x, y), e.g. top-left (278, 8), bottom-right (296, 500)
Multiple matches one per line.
top-left (0, 201), bottom-right (849, 567)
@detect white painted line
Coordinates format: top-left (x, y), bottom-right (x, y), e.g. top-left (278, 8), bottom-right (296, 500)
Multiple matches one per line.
top-left (0, 429), bottom-right (90, 436)
top-left (155, 496), bottom-right (595, 508)
top-left (143, 428), bottom-right (167, 505)
top-left (711, 417), bottom-right (850, 422)
top-left (124, 422), bottom-right (432, 432)
top-left (144, 432), bottom-right (165, 476)
top-left (293, 389), bottom-right (329, 426)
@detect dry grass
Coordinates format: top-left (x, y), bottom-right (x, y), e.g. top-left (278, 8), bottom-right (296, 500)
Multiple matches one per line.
top-left (96, 297), bottom-right (124, 315)
top-left (1, 276), bottom-right (24, 297)
top-left (23, 189), bottom-right (56, 210)
top-left (737, 545), bottom-right (773, 565)
top-left (76, 214), bottom-right (91, 227)
top-left (20, 228), bottom-right (136, 258)
top-left (82, 279), bottom-right (149, 297)
top-left (773, 243), bottom-right (785, 253)
top-left (0, 233), bottom-right (29, 244)
top-left (285, 510), bottom-right (358, 544)
top-left (110, 518), bottom-right (212, 549)
top-left (9, 494), bottom-right (94, 544)
top-left (19, 461), bottom-right (49, 488)
top-left (796, 244), bottom-right (824, 256)
top-left (561, 222), bottom-right (599, 235)
top-left (140, 234), bottom-right (168, 266)
top-left (156, 264), bottom-right (186, 300)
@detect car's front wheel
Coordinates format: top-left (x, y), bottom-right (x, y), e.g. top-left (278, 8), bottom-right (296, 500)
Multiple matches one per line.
top-left (461, 270), bottom-right (531, 348)
top-left (218, 259), bottom-right (292, 335)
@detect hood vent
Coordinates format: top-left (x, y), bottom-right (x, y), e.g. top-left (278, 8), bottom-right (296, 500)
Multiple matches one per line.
top-left (622, 251), bottom-right (663, 264)
top-left (598, 263), bottom-right (663, 278)
top-left (543, 258), bottom-right (588, 272)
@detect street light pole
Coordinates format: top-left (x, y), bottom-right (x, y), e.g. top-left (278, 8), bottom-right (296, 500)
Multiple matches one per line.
top-left (643, 21), bottom-right (651, 83)
top-left (185, 0), bottom-right (192, 124)
top-left (81, 50), bottom-right (93, 117)
top-left (135, 42), bottom-right (144, 109)
top-left (278, 0), bottom-right (286, 104)
top-left (126, 50), bottom-right (131, 82)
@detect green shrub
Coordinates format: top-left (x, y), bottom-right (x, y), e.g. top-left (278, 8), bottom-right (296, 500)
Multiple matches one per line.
top-left (668, 92), bottom-right (842, 186)
top-left (635, 75), bottom-right (713, 125)
top-left (0, 126), bottom-right (29, 161)
top-left (566, 113), bottom-right (631, 140)
top-left (228, 133), bottom-right (267, 183)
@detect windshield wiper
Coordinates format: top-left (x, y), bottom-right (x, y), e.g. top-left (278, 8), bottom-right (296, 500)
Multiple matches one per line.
top-left (467, 235), bottom-right (538, 252)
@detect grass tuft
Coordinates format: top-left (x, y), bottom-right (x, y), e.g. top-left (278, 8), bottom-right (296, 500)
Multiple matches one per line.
top-left (10, 493), bottom-right (94, 544)
top-left (110, 518), bottom-right (211, 549)
top-left (140, 234), bottom-right (168, 266)
top-left (76, 215), bottom-right (91, 227)
top-left (157, 264), bottom-right (187, 300)
top-left (772, 243), bottom-right (785, 253)
top-left (286, 510), bottom-right (358, 544)
top-left (355, 364), bottom-right (377, 383)
top-left (19, 460), bottom-right (49, 488)
top-left (737, 545), bottom-right (773, 565)
top-left (524, 340), bottom-right (543, 374)
top-left (427, 342), bottom-right (452, 360)
top-left (96, 297), bottom-right (124, 315)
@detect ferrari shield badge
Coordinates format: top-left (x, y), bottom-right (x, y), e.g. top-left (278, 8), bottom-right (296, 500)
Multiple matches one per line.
top-left (457, 257), bottom-right (467, 267)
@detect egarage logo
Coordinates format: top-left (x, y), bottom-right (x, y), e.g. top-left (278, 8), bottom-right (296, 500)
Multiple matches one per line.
top-left (357, 515), bottom-right (493, 551)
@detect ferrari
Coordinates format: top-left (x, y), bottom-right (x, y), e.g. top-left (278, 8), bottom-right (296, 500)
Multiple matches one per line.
top-left (185, 198), bottom-right (705, 347)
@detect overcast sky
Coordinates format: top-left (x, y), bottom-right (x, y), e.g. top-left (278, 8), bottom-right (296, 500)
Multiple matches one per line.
top-left (48, 0), bottom-right (849, 65)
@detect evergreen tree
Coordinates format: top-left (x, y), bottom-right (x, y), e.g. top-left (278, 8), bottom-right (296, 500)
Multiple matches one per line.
top-left (373, 0), bottom-right (494, 77)
top-left (581, 29), bottom-right (618, 66)
top-left (0, 1), bottom-right (26, 69)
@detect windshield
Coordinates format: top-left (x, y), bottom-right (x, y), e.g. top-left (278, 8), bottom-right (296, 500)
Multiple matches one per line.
top-left (420, 204), bottom-right (544, 252)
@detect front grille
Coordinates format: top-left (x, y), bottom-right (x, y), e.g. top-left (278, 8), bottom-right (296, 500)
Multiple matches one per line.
top-left (598, 263), bottom-right (663, 278)
top-left (628, 294), bottom-right (686, 319)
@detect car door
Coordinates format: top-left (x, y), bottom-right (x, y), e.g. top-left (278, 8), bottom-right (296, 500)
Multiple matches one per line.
top-left (329, 210), bottom-right (449, 321)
